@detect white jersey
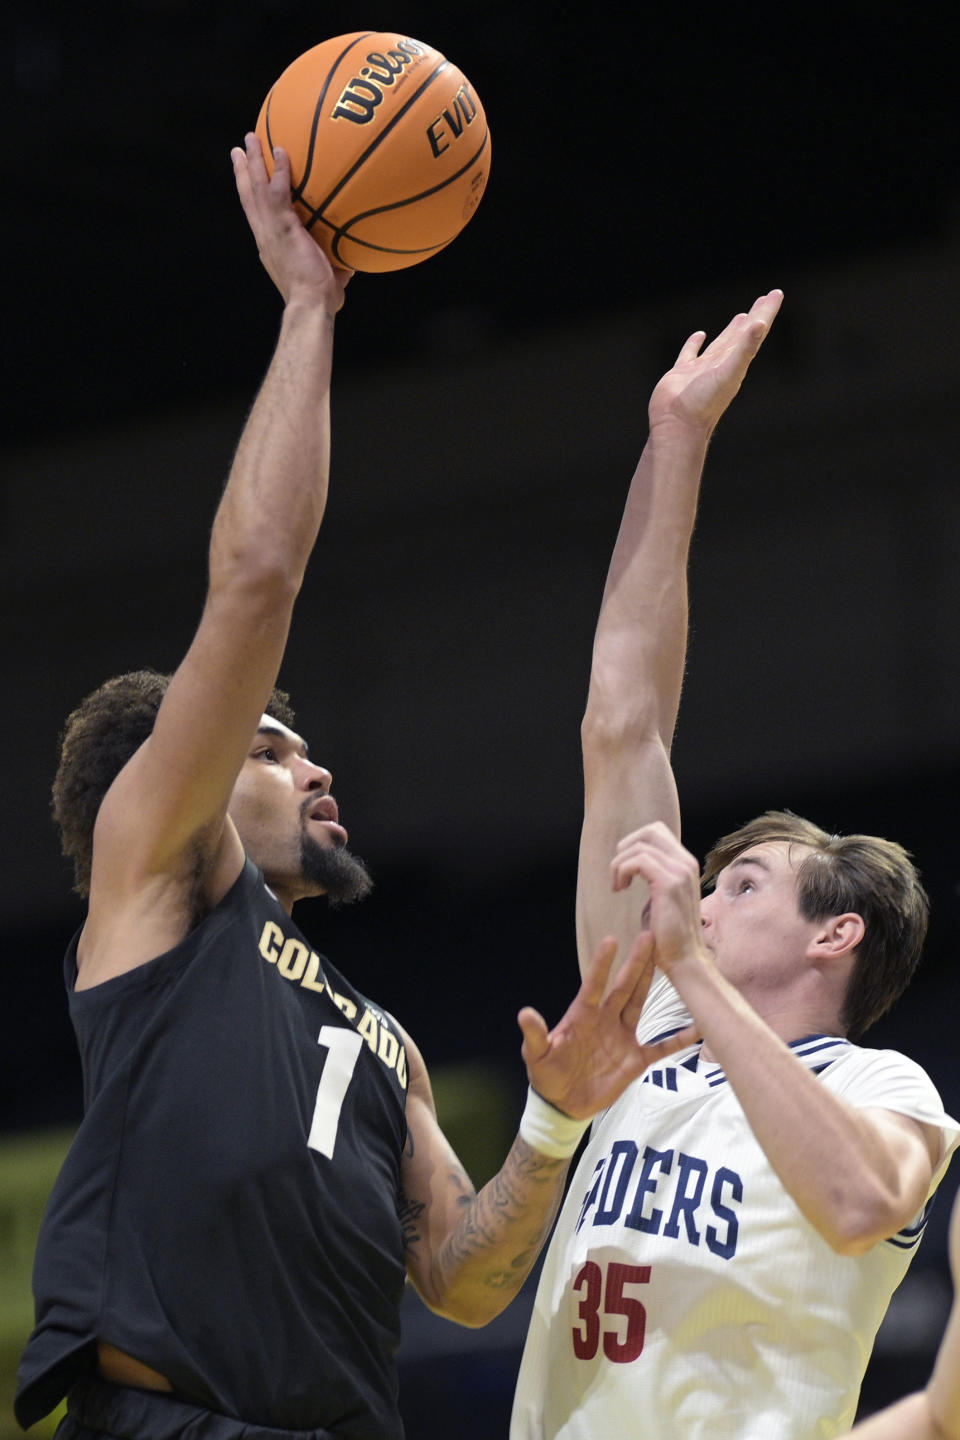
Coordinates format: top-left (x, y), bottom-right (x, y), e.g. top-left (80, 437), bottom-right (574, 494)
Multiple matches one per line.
top-left (512, 974), bottom-right (959, 1440)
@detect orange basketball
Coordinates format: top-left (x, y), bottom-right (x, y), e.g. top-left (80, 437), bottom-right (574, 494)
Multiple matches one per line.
top-left (255, 32), bottom-right (490, 273)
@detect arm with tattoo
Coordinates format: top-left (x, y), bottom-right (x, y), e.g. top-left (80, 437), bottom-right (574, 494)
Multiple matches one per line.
top-left (437, 1141), bottom-right (571, 1302)
top-left (401, 1102), bottom-right (571, 1326)
top-left (398, 933), bottom-right (697, 1325)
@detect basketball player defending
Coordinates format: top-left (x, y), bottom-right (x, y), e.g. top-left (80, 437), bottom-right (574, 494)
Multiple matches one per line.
top-left (15, 136), bottom-right (698, 1440)
top-left (510, 293), bottom-right (959, 1437)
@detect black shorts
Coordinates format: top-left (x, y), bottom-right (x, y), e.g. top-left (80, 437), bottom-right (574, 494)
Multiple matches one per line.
top-left (58, 1379), bottom-right (341, 1440)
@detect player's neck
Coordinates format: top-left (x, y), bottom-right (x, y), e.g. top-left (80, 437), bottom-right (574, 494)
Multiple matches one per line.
top-left (698, 998), bottom-right (846, 1068)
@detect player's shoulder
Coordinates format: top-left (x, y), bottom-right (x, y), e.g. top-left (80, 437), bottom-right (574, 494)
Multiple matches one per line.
top-left (819, 1040), bottom-right (957, 1142)
top-left (76, 852), bottom-right (260, 994)
top-left (637, 969), bottom-right (692, 1044)
top-left (821, 1039), bottom-right (937, 1089)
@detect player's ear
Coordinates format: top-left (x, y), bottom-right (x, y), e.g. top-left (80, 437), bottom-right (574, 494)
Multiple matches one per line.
top-left (807, 912), bottom-right (864, 962)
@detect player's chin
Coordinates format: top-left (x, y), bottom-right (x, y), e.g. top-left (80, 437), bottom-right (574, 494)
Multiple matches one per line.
top-left (299, 835), bottom-right (374, 906)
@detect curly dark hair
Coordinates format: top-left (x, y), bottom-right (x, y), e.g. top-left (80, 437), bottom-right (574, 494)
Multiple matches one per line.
top-left (702, 810), bottom-right (929, 1040)
top-left (52, 669), bottom-right (296, 897)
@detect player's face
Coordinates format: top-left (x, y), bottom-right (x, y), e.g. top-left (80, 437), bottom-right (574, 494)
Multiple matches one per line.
top-left (229, 716), bottom-right (369, 903)
top-left (699, 841), bottom-right (822, 992)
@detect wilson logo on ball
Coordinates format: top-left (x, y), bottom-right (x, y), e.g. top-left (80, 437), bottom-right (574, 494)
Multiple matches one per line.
top-left (255, 30), bottom-right (490, 273)
top-left (331, 40), bottom-right (427, 124)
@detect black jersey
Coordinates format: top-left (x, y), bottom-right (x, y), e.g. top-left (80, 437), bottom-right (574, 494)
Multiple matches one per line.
top-left (16, 859), bottom-right (409, 1438)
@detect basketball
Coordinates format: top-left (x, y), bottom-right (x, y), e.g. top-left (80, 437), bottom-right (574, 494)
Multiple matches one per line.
top-left (255, 32), bottom-right (490, 273)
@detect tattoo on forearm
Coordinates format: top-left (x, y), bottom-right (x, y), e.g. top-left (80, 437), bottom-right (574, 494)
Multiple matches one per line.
top-left (398, 1189), bottom-right (427, 1252)
top-left (449, 1165), bottom-right (476, 1208)
top-left (439, 1137), bottom-right (568, 1297)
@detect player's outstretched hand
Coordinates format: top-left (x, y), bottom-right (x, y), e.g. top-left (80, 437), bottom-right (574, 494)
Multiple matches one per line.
top-left (231, 134), bottom-right (352, 310)
top-left (648, 288), bottom-right (783, 437)
top-left (518, 933), bottom-right (697, 1120)
top-left (610, 821), bottom-right (707, 976)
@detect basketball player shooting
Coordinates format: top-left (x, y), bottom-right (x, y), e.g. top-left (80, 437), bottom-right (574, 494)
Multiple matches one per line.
top-left (15, 135), bottom-right (696, 1440)
top-left (510, 294), bottom-right (959, 1438)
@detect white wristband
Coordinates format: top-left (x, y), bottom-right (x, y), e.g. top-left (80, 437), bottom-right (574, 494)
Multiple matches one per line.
top-left (519, 1086), bottom-right (590, 1159)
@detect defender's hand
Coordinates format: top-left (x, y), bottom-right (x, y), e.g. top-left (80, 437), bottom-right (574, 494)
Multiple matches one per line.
top-left (648, 289), bottom-right (783, 437)
top-left (518, 933), bottom-right (697, 1120)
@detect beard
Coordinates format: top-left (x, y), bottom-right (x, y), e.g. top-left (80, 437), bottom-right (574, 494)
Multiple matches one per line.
top-left (299, 831), bottom-right (373, 907)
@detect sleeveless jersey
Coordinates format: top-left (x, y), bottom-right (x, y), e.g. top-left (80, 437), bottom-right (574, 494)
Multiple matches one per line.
top-left (16, 859), bottom-right (409, 1439)
top-left (511, 973), bottom-right (959, 1440)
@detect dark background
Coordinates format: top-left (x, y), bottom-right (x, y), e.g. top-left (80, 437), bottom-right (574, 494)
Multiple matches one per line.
top-left (2, 1), bottom-right (958, 1433)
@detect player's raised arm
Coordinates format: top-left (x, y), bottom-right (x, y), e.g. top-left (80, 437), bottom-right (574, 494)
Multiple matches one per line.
top-left (83, 137), bottom-right (352, 978)
top-left (576, 291), bottom-right (782, 976)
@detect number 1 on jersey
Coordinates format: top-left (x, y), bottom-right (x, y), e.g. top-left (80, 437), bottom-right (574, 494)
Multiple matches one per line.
top-left (309, 1026), bottom-right (364, 1159)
